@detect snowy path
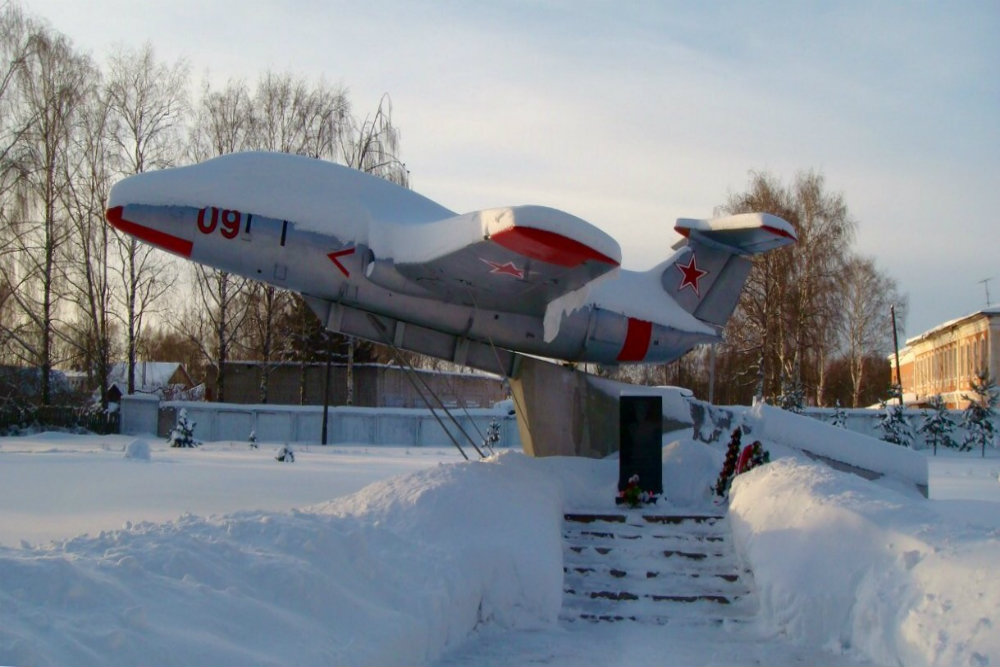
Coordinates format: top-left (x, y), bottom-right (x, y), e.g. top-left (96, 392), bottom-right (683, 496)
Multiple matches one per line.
top-left (431, 620), bottom-right (866, 667)
top-left (433, 510), bottom-right (871, 667)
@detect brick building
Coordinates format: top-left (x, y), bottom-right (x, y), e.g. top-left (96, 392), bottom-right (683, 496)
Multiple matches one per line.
top-left (890, 307), bottom-right (999, 408)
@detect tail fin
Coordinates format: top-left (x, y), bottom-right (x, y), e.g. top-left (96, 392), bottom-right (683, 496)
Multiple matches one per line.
top-left (662, 213), bottom-right (796, 328)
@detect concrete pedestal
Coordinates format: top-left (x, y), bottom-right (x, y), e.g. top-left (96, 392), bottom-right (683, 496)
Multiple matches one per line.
top-left (507, 357), bottom-right (620, 458)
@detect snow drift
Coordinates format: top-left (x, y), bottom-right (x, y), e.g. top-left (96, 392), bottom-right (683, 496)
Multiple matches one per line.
top-left (1, 432), bottom-right (997, 666)
top-left (0, 453), bottom-right (562, 667)
top-left (729, 458), bottom-right (999, 666)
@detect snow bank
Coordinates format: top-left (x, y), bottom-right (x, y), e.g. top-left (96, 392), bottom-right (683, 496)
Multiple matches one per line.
top-left (528, 436), bottom-right (722, 513)
top-left (0, 452), bottom-right (563, 666)
top-left (729, 458), bottom-right (1000, 666)
top-left (123, 439), bottom-right (151, 461)
top-left (747, 403), bottom-right (928, 491)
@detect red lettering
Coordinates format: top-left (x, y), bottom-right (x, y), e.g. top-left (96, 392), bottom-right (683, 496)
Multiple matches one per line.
top-left (197, 207), bottom-right (218, 234)
top-left (197, 206), bottom-right (245, 241)
top-left (220, 209), bottom-right (240, 239)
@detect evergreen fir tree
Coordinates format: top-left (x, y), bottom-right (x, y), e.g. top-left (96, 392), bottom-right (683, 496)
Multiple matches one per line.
top-left (482, 418), bottom-right (501, 454)
top-left (275, 443), bottom-right (295, 462)
top-left (961, 369), bottom-right (998, 457)
top-left (777, 374), bottom-right (804, 414)
top-left (167, 409), bottom-right (200, 448)
top-left (918, 394), bottom-right (957, 455)
top-left (877, 385), bottom-right (913, 447)
top-left (830, 400), bottom-right (848, 429)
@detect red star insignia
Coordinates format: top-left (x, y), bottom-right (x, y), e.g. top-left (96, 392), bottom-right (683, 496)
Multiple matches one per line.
top-left (481, 258), bottom-right (524, 279)
top-left (675, 253), bottom-right (707, 296)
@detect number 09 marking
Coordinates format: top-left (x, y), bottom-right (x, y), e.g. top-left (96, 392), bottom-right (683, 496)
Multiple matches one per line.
top-left (198, 207), bottom-right (241, 240)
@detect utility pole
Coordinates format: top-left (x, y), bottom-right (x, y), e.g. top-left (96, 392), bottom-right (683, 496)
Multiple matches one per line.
top-left (890, 304), bottom-right (904, 407)
top-left (321, 334), bottom-right (333, 445)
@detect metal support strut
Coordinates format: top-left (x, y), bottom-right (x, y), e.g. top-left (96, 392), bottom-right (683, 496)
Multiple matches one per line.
top-left (365, 313), bottom-right (486, 460)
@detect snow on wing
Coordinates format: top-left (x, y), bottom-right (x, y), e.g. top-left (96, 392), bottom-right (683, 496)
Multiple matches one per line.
top-left (367, 206), bottom-right (622, 315)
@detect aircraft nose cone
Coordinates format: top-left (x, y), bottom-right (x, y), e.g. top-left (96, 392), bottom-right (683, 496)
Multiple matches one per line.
top-left (103, 204), bottom-right (194, 257)
top-left (106, 205), bottom-right (123, 226)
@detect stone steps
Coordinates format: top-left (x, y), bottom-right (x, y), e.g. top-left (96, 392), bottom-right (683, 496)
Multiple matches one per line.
top-left (560, 511), bottom-right (757, 625)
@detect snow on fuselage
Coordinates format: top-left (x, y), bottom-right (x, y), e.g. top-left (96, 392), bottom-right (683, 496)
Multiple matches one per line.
top-left (106, 152), bottom-right (720, 367)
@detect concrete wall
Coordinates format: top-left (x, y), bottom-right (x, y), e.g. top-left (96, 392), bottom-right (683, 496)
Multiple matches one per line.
top-left (132, 399), bottom-right (520, 450)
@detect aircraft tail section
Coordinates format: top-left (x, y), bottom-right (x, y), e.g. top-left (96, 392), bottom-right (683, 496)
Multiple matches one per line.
top-left (662, 213), bottom-right (796, 328)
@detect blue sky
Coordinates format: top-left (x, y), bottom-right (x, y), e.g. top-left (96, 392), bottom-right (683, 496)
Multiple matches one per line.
top-left (25, 0), bottom-right (1000, 337)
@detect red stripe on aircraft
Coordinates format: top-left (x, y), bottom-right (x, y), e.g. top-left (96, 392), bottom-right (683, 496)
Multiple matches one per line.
top-left (616, 317), bottom-right (652, 362)
top-left (761, 224), bottom-right (797, 241)
top-left (490, 227), bottom-right (619, 268)
top-left (105, 206), bottom-right (193, 257)
top-left (328, 247), bottom-right (355, 277)
top-left (676, 224), bottom-right (797, 242)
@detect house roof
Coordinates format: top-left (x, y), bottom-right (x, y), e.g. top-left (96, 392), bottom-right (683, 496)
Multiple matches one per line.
top-left (108, 362), bottom-right (191, 391)
top-left (904, 306), bottom-right (1000, 347)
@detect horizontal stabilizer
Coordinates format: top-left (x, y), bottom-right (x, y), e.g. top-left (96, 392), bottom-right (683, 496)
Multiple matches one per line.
top-left (674, 213), bottom-right (796, 255)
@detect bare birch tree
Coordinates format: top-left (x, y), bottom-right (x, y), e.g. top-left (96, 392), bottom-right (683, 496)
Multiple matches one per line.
top-left (0, 4), bottom-right (37, 366)
top-left (341, 93), bottom-right (409, 186)
top-left (188, 78), bottom-right (252, 161)
top-left (60, 71), bottom-right (118, 408)
top-left (249, 72), bottom-right (349, 158)
top-left (104, 43), bottom-right (188, 395)
top-left (841, 254), bottom-right (907, 406)
top-left (185, 78), bottom-right (255, 401)
top-left (233, 73), bottom-right (349, 401)
top-left (719, 170), bottom-right (855, 406)
top-left (2, 22), bottom-right (91, 404)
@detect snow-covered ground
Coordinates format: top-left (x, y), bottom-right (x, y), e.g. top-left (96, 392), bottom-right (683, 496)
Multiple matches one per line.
top-left (0, 435), bottom-right (457, 548)
top-left (1, 425), bottom-right (997, 666)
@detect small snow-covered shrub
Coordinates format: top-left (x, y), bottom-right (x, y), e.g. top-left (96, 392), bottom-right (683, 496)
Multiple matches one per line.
top-left (961, 369), bottom-right (998, 456)
top-left (877, 386), bottom-right (913, 447)
top-left (918, 395), bottom-right (957, 455)
top-left (167, 409), bottom-right (200, 448)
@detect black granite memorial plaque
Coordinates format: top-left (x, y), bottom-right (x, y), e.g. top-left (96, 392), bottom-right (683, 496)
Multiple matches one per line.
top-left (618, 395), bottom-right (663, 500)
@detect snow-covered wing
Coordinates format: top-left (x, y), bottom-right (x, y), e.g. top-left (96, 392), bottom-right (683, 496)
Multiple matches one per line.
top-left (366, 206), bottom-right (621, 314)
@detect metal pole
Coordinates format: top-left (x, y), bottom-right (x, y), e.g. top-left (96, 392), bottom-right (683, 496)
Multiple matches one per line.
top-left (708, 344), bottom-right (716, 404)
top-left (321, 343), bottom-right (332, 445)
top-left (346, 336), bottom-right (354, 406)
top-left (891, 305), bottom-right (904, 407)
